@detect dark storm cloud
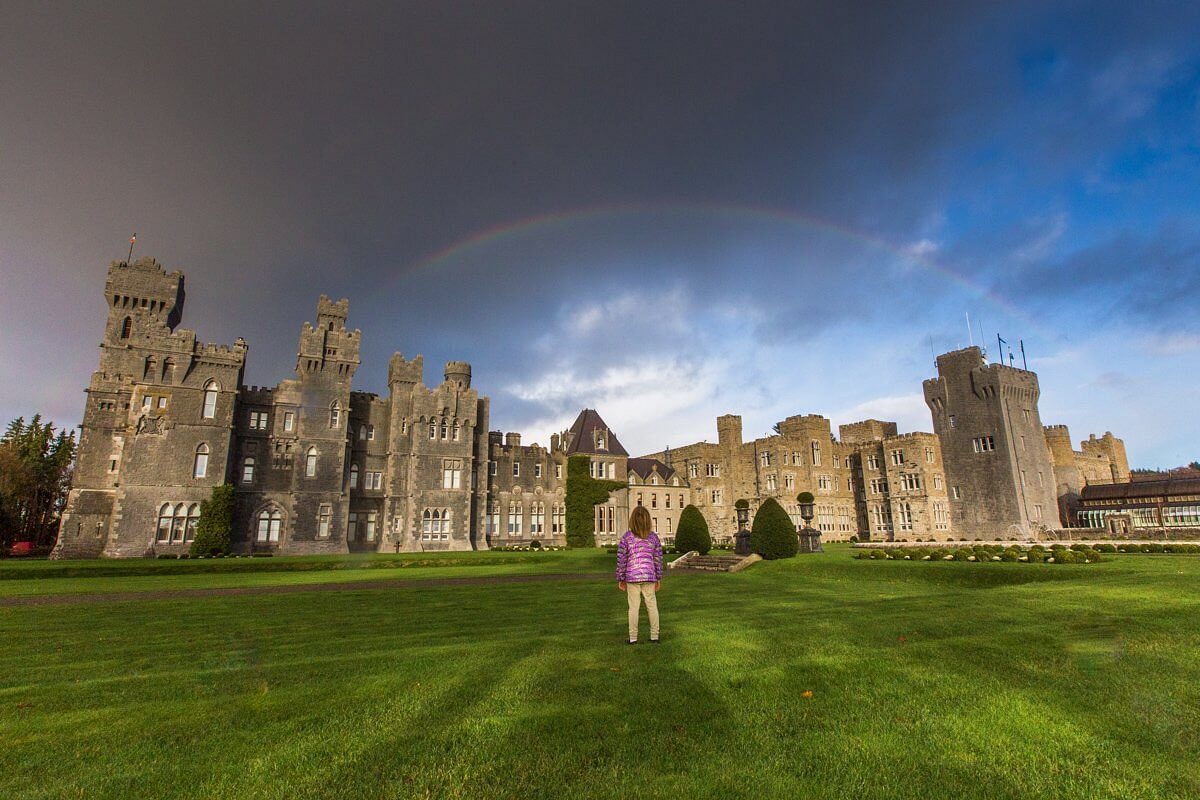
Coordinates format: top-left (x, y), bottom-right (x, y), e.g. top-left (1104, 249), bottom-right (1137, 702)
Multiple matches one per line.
top-left (1, 0), bottom-right (1198, 446)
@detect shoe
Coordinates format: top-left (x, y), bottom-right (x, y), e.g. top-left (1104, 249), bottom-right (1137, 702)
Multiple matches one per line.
top-left (650, 638), bottom-right (661, 644)
top-left (627, 639), bottom-right (638, 645)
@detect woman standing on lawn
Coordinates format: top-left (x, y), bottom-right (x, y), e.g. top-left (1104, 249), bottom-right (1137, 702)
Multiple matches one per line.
top-left (616, 505), bottom-right (663, 644)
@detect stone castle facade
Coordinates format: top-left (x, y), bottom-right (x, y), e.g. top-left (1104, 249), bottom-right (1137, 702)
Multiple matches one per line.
top-left (55, 259), bottom-right (1130, 557)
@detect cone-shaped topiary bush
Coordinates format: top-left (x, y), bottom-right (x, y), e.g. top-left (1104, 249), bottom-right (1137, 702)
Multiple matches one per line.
top-left (674, 504), bottom-right (711, 555)
top-left (190, 483), bottom-right (235, 557)
top-left (750, 497), bottom-right (798, 559)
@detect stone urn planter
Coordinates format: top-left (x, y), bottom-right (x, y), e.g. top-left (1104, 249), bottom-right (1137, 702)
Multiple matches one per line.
top-left (796, 492), bottom-right (823, 554)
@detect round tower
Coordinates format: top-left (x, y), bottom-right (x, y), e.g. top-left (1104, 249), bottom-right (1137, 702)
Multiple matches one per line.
top-left (445, 361), bottom-right (472, 389)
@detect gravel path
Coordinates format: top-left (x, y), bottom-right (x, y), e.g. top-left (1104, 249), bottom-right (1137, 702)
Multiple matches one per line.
top-left (0, 571), bottom-right (614, 607)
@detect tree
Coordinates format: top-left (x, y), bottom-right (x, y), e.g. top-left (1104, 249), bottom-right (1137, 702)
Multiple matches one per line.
top-left (564, 455), bottom-right (624, 548)
top-left (190, 484), bottom-right (236, 556)
top-left (674, 504), bottom-right (711, 554)
top-left (0, 415), bottom-right (76, 550)
top-left (750, 497), bottom-right (798, 560)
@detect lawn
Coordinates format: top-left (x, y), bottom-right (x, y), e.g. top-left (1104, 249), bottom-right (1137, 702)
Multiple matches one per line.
top-left (2, 546), bottom-right (1198, 799)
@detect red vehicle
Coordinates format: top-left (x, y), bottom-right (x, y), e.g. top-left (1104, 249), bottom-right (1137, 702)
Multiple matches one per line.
top-left (8, 541), bottom-right (34, 557)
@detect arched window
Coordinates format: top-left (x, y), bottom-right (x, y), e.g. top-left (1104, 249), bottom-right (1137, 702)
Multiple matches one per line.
top-left (156, 503), bottom-right (174, 543)
top-left (349, 463), bottom-right (359, 489)
top-left (440, 419), bottom-right (448, 439)
top-left (256, 507), bottom-right (283, 543)
top-left (172, 503), bottom-right (188, 542)
top-left (358, 424), bottom-right (367, 440)
top-left (329, 402), bottom-right (341, 429)
top-left (428, 420), bottom-right (437, 439)
top-left (185, 504), bottom-right (200, 542)
top-left (241, 457), bottom-right (255, 484)
top-left (305, 447), bottom-right (318, 477)
top-left (193, 444), bottom-right (209, 479)
top-left (120, 317), bottom-right (132, 339)
top-left (452, 423), bottom-right (460, 441)
top-left (202, 381), bottom-right (219, 419)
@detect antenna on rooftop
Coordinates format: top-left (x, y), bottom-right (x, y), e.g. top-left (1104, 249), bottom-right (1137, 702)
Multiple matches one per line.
top-left (929, 335), bottom-right (936, 368)
top-left (996, 333), bottom-right (1007, 365)
top-left (966, 312), bottom-right (973, 346)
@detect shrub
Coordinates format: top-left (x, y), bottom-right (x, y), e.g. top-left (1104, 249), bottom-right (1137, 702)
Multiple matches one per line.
top-left (674, 505), bottom-right (712, 555)
top-left (190, 484), bottom-right (235, 557)
top-left (1146, 543), bottom-right (1165, 553)
top-left (796, 491), bottom-right (815, 504)
top-left (529, 539), bottom-right (541, 550)
top-left (750, 498), bottom-right (799, 560)
top-left (973, 547), bottom-right (992, 563)
top-left (1001, 548), bottom-right (1020, 562)
top-left (1070, 543), bottom-right (1091, 552)
top-left (1093, 543), bottom-right (1117, 553)
top-left (1026, 548), bottom-right (1046, 563)
top-left (1054, 549), bottom-right (1080, 564)
top-left (953, 548), bottom-right (973, 562)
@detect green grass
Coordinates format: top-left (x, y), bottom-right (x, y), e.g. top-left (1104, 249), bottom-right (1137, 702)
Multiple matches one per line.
top-left (2, 545), bottom-right (1199, 799)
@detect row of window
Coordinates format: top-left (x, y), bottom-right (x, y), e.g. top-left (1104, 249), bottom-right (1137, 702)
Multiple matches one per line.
top-left (634, 492), bottom-right (685, 510)
top-left (484, 503), bottom-right (567, 537)
top-left (1080, 505), bottom-right (1200, 529)
top-left (489, 461), bottom-right (563, 480)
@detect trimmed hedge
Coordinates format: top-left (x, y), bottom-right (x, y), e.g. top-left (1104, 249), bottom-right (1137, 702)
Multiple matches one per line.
top-left (674, 505), bottom-right (711, 555)
top-left (564, 455), bottom-right (624, 549)
top-left (190, 484), bottom-right (235, 557)
top-left (750, 498), bottom-right (798, 560)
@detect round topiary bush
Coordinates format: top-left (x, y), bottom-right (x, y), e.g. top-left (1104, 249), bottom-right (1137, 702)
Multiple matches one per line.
top-left (1054, 549), bottom-right (1080, 564)
top-left (1093, 543), bottom-right (1117, 553)
top-left (953, 548), bottom-right (973, 562)
top-left (674, 504), bottom-right (712, 555)
top-left (750, 497), bottom-right (799, 559)
top-left (1027, 548), bottom-right (1046, 563)
top-left (1001, 548), bottom-right (1020, 562)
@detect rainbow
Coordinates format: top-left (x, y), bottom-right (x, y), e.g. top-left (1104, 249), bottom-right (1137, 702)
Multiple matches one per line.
top-left (395, 201), bottom-right (1053, 339)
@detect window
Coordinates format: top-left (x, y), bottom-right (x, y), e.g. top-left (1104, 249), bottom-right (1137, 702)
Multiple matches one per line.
top-left (636, 493), bottom-right (643, 507)
top-left (766, 474), bottom-right (777, 492)
top-left (283, 411), bottom-right (295, 431)
top-left (143, 395), bottom-right (153, 411)
top-left (595, 431), bottom-right (607, 450)
top-left (760, 452), bottom-right (770, 467)
top-left (155, 503), bottom-right (197, 544)
top-left (156, 503), bottom-right (174, 543)
top-left (193, 444), bottom-right (210, 479)
top-left (866, 455), bottom-right (880, 470)
top-left (554, 464), bottom-right (562, 480)
top-left (811, 441), bottom-right (821, 466)
top-left (925, 447), bottom-right (935, 463)
top-left (329, 402), bottom-right (341, 429)
top-left (900, 474), bottom-right (921, 491)
top-left (817, 474), bottom-right (833, 491)
top-left (651, 493), bottom-right (658, 509)
top-left (305, 447), bottom-right (318, 477)
top-left (452, 423), bottom-right (460, 441)
top-left (348, 512), bottom-right (359, 541)
top-left (785, 473), bottom-right (795, 490)
top-left (665, 493), bottom-right (671, 509)
top-left (507, 503), bottom-right (523, 536)
top-left (513, 462), bottom-right (520, 478)
top-left (551, 504), bottom-right (565, 534)
top-left (422, 508), bottom-right (451, 540)
top-left (534, 463), bottom-right (542, 478)
top-left (429, 421), bottom-right (437, 439)
top-left (1037, 471), bottom-right (1044, 487)
top-left (486, 503), bottom-right (500, 537)
top-left (249, 410), bottom-right (269, 430)
top-left (1032, 504), bottom-right (1043, 522)
top-left (705, 463), bottom-right (721, 478)
top-left (440, 420), bottom-right (448, 439)
top-left (792, 451), bottom-right (803, 466)
top-left (871, 503), bottom-right (892, 532)
top-left (443, 460), bottom-right (462, 489)
top-left (666, 517), bottom-right (672, 534)
top-left (241, 457), bottom-right (255, 484)
top-left (317, 505), bottom-right (331, 538)
top-left (951, 486), bottom-right (961, 500)
top-left (120, 316), bottom-right (132, 339)
top-left (890, 449), bottom-right (904, 466)
top-left (972, 436), bottom-right (995, 453)
top-left (489, 460), bottom-right (497, 476)
top-left (896, 502), bottom-right (914, 532)
top-left (202, 381), bottom-right (218, 419)
top-left (365, 511), bottom-right (377, 541)
top-left (870, 478), bottom-right (888, 495)
top-left (350, 463), bottom-right (359, 489)
top-left (530, 502), bottom-right (545, 535)
top-left (689, 463), bottom-right (699, 478)
top-left (367, 425), bottom-right (375, 440)
top-left (256, 508), bottom-right (283, 543)
top-left (933, 502), bottom-right (949, 530)
top-left (710, 489), bottom-right (723, 505)
top-left (933, 474), bottom-right (943, 490)
top-left (358, 425), bottom-right (367, 440)
top-left (367, 471), bottom-right (382, 490)
top-left (157, 396), bottom-right (167, 409)
top-left (949, 415), bottom-right (957, 428)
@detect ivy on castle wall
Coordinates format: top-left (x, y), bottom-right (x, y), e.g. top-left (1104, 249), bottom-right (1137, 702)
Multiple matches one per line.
top-left (564, 455), bottom-right (624, 548)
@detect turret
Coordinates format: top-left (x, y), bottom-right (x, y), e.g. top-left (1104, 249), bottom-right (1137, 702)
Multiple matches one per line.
top-left (444, 361), bottom-right (472, 389)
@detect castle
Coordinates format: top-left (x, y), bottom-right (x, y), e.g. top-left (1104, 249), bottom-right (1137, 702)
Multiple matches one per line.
top-left (54, 258), bottom-right (1131, 557)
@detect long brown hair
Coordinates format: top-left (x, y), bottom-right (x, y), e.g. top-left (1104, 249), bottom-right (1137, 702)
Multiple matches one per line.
top-left (629, 505), bottom-right (653, 539)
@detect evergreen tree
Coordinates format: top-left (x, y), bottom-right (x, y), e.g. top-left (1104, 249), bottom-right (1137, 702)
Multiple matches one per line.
top-left (0, 415), bottom-right (76, 549)
top-left (190, 484), bottom-right (236, 556)
top-left (674, 504), bottom-right (711, 554)
top-left (750, 497), bottom-right (798, 560)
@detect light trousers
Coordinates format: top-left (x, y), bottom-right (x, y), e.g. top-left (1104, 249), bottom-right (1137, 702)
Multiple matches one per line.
top-left (626, 581), bottom-right (659, 641)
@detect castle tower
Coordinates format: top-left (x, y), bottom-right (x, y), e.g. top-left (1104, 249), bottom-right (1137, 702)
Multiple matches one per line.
top-left (923, 346), bottom-right (1059, 538)
top-left (55, 258), bottom-right (246, 558)
top-left (1044, 424), bottom-right (1086, 527)
top-left (1081, 432), bottom-right (1130, 482)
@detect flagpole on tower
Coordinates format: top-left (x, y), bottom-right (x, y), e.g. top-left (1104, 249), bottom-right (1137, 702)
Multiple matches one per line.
top-left (126, 233), bottom-right (137, 264)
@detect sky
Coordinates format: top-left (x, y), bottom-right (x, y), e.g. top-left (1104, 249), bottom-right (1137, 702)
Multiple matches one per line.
top-left (1, 1), bottom-right (1198, 468)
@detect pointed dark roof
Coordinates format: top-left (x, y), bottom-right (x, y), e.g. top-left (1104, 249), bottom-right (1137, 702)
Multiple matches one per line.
top-left (564, 408), bottom-right (628, 457)
top-left (627, 457), bottom-right (677, 482)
